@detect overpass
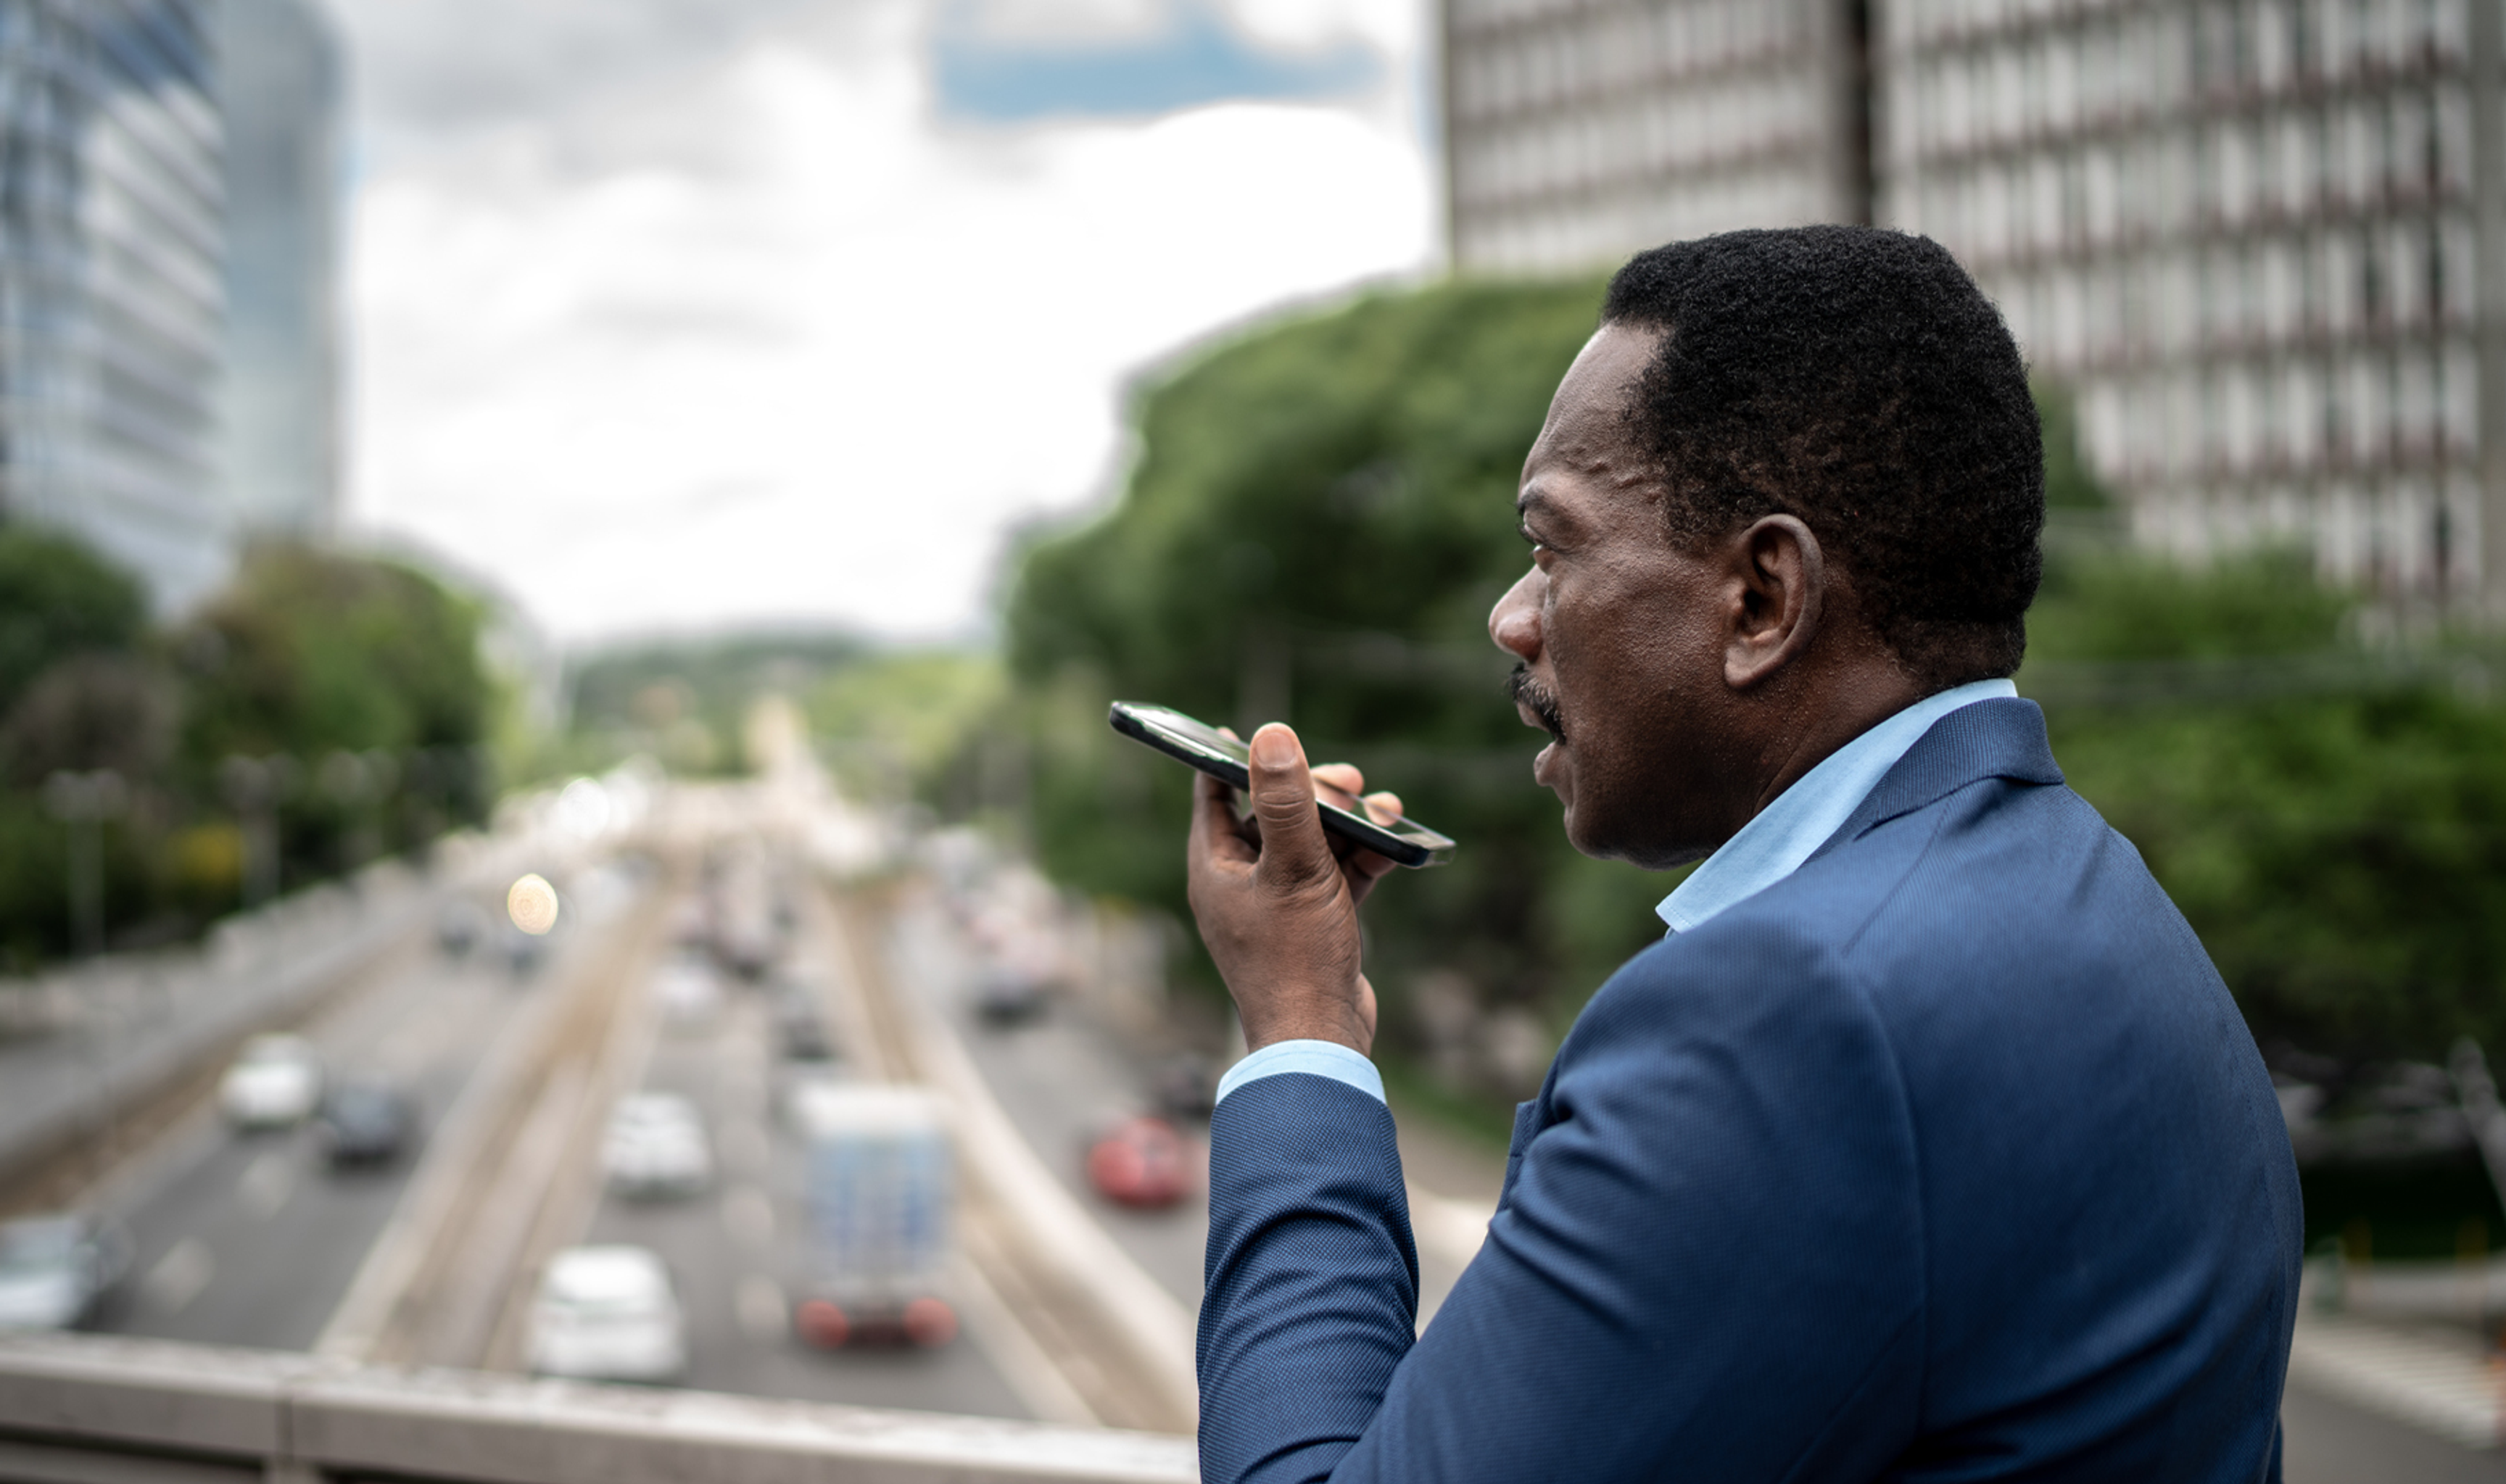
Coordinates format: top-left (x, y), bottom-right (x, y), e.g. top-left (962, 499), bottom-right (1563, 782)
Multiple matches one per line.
top-left (0, 1332), bottom-right (1196, 1484)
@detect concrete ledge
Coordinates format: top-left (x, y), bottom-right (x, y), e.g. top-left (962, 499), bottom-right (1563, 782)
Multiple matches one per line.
top-left (0, 1334), bottom-right (291, 1457)
top-left (0, 1335), bottom-right (1199, 1484)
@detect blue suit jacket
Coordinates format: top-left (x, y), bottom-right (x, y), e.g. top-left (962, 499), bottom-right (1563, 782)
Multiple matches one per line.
top-left (1199, 699), bottom-right (2302, 1482)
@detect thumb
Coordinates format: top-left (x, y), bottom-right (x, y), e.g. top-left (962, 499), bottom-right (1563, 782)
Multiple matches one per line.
top-left (1246, 724), bottom-right (1336, 890)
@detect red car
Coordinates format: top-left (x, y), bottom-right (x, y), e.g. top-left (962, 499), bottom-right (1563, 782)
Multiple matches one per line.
top-left (1087, 1116), bottom-right (1192, 1208)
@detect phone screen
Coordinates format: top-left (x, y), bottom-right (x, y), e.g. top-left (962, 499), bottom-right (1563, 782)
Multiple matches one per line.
top-left (1108, 701), bottom-right (1455, 868)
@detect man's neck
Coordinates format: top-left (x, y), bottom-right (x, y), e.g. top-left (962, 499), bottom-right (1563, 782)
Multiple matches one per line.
top-left (1745, 658), bottom-right (1926, 818)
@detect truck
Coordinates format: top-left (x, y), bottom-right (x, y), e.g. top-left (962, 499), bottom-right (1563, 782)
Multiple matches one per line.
top-left (790, 1082), bottom-right (956, 1347)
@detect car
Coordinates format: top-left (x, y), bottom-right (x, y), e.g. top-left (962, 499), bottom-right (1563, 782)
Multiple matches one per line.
top-left (500, 925), bottom-right (550, 979)
top-left (436, 900), bottom-right (489, 958)
top-left (0, 1214), bottom-right (131, 1330)
top-left (651, 957), bottom-right (722, 1029)
top-left (971, 966), bottom-right (1048, 1027)
top-left (1148, 1053), bottom-right (1218, 1121)
top-left (219, 1035), bottom-right (322, 1129)
top-left (524, 1245), bottom-right (685, 1382)
top-left (600, 1093), bottom-right (712, 1199)
top-left (313, 1082), bottom-right (418, 1166)
top-left (1085, 1115), bottom-right (1192, 1209)
top-left (771, 986), bottom-right (837, 1062)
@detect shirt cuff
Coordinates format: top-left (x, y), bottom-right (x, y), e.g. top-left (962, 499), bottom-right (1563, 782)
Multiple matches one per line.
top-left (1215, 1038), bottom-right (1386, 1106)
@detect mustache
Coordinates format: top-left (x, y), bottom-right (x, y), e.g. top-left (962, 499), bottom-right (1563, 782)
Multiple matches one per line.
top-left (1508, 663), bottom-right (1566, 743)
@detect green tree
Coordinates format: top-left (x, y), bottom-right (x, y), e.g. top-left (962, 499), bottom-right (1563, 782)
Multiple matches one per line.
top-left (182, 544), bottom-right (490, 761)
top-left (0, 526), bottom-right (148, 716)
top-left (178, 544), bottom-right (495, 878)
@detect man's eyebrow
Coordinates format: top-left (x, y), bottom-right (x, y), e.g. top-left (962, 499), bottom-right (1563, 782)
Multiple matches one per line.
top-left (1515, 489), bottom-right (1554, 518)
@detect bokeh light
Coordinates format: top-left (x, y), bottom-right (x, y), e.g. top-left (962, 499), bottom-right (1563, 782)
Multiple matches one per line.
top-left (507, 873), bottom-right (560, 936)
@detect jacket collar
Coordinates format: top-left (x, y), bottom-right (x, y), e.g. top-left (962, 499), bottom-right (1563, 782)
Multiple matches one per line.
top-left (1803, 695), bottom-right (2064, 867)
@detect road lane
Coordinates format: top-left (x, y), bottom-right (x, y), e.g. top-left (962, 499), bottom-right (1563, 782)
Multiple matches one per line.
top-left (893, 899), bottom-right (1210, 1313)
top-left (576, 942), bottom-right (1032, 1420)
top-left (96, 904), bottom-right (534, 1351)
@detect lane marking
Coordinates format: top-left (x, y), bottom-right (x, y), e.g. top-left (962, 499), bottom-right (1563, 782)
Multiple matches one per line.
top-left (734, 1274), bottom-right (786, 1341)
top-left (722, 1185), bottom-right (775, 1248)
top-left (239, 1150), bottom-right (296, 1219)
top-left (141, 1237), bottom-right (213, 1314)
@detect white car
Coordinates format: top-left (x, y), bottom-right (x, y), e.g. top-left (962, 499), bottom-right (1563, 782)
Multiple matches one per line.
top-left (600, 1093), bottom-right (712, 1198)
top-left (219, 1035), bottom-right (323, 1128)
top-left (525, 1245), bottom-right (685, 1383)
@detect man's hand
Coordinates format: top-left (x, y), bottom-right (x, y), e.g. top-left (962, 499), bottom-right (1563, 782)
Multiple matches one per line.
top-left (1186, 723), bottom-right (1403, 1056)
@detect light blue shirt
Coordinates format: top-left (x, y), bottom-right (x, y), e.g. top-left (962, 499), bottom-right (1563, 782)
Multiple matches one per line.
top-left (1214, 678), bottom-right (2019, 1107)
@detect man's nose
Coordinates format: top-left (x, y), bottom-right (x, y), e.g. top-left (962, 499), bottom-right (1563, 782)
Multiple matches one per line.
top-left (1489, 568), bottom-right (1542, 660)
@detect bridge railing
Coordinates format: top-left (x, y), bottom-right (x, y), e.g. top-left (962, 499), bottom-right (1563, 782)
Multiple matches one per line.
top-left (0, 1333), bottom-right (1199, 1484)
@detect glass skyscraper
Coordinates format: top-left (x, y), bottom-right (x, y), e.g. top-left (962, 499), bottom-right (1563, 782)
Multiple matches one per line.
top-left (215, 0), bottom-right (342, 541)
top-left (0, 0), bottom-right (228, 610)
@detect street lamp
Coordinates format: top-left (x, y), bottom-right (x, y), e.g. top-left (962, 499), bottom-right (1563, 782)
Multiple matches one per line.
top-left (220, 754), bottom-right (299, 908)
top-left (43, 769), bottom-right (127, 958)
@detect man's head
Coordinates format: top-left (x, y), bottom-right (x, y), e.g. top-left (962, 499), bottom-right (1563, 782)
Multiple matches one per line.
top-left (1490, 226), bottom-right (2043, 869)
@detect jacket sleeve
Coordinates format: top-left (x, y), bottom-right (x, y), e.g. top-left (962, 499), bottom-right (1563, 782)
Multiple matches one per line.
top-left (1196, 929), bottom-right (1928, 1484)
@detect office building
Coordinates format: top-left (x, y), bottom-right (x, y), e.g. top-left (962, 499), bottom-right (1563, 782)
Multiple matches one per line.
top-left (1882, 0), bottom-right (2496, 597)
top-left (1442, 0), bottom-right (2506, 603)
top-left (1442, 0), bottom-right (1872, 273)
top-left (215, 0), bottom-right (343, 539)
top-left (0, 0), bottom-right (228, 610)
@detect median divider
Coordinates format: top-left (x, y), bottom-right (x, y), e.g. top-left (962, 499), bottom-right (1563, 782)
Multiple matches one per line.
top-left (318, 861), bottom-right (679, 1368)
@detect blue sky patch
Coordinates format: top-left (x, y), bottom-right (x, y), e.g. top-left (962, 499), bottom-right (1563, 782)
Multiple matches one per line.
top-left (932, 1), bottom-right (1378, 122)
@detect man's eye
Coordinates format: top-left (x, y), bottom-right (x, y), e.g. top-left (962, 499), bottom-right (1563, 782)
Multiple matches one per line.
top-left (1518, 523), bottom-right (1544, 551)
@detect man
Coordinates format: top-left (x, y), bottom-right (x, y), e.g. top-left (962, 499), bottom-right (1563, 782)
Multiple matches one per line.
top-left (1184, 228), bottom-right (2300, 1483)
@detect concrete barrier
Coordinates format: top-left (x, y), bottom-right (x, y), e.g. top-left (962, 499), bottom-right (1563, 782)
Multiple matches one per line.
top-left (0, 1332), bottom-right (1200, 1484)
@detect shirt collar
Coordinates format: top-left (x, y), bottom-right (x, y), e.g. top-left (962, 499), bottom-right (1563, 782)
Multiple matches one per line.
top-left (1655, 678), bottom-right (2019, 934)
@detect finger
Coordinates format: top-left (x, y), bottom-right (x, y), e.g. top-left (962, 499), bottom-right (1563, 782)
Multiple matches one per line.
top-left (1360, 789), bottom-right (1403, 825)
top-left (1190, 766), bottom-right (1256, 866)
top-left (1246, 724), bottom-right (1338, 890)
top-left (1310, 762), bottom-right (1367, 799)
top-left (1341, 845), bottom-right (1400, 905)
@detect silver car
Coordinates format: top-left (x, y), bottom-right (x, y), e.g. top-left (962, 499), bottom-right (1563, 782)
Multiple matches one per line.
top-left (0, 1214), bottom-right (131, 1330)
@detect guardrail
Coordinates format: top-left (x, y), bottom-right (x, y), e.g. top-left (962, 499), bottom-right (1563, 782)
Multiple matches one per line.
top-left (0, 1332), bottom-right (1199, 1484)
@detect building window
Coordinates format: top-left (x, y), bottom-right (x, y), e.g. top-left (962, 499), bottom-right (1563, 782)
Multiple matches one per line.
top-left (2441, 340), bottom-right (2476, 455)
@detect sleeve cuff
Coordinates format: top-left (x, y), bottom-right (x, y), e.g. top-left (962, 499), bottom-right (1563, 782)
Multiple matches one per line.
top-left (1215, 1038), bottom-right (1386, 1106)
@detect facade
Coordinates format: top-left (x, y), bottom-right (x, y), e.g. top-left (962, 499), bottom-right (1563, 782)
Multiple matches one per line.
top-left (1881, 0), bottom-right (2499, 598)
top-left (1442, 0), bottom-right (2506, 605)
top-left (1442, 0), bottom-right (1873, 272)
top-left (215, 0), bottom-right (342, 540)
top-left (0, 0), bottom-right (228, 610)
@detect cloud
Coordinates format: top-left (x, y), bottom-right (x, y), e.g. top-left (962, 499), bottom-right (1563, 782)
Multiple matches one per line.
top-left (334, 0), bottom-right (1431, 642)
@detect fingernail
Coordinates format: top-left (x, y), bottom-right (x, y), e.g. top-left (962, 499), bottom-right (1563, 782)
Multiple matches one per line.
top-left (1252, 727), bottom-right (1296, 768)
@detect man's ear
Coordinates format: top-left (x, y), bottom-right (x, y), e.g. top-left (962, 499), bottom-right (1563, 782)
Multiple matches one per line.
top-left (1723, 514), bottom-right (1824, 689)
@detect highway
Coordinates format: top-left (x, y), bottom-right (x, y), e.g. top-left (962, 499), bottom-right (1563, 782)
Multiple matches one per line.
top-left (573, 930), bottom-right (1034, 1419)
top-left (91, 889), bottom-right (541, 1351)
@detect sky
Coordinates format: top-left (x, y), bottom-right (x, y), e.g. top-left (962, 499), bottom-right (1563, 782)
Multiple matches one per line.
top-left (326, 0), bottom-right (1436, 647)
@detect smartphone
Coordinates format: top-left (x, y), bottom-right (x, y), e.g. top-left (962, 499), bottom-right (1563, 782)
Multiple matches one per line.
top-left (1109, 700), bottom-right (1455, 868)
